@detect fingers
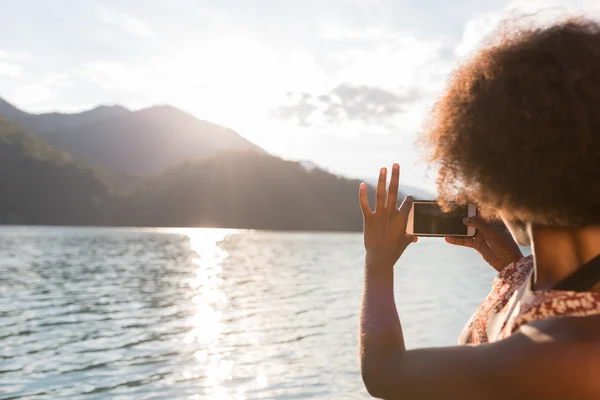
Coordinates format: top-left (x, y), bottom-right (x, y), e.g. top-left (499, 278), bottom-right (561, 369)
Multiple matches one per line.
top-left (472, 232), bottom-right (487, 253)
top-left (463, 215), bottom-right (495, 235)
top-left (445, 236), bottom-right (474, 248)
top-left (398, 195), bottom-right (414, 229)
top-left (386, 163), bottom-right (399, 209)
top-left (407, 234), bottom-right (419, 243)
top-left (358, 183), bottom-right (372, 216)
top-left (375, 167), bottom-right (387, 212)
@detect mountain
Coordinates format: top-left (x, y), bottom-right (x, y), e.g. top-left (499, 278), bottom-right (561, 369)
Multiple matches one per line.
top-left (0, 98), bottom-right (384, 231)
top-left (0, 117), bottom-right (114, 225)
top-left (0, 98), bottom-right (27, 120)
top-left (298, 160), bottom-right (319, 172)
top-left (0, 115), bottom-right (370, 230)
top-left (122, 151), bottom-right (372, 231)
top-left (0, 98), bottom-right (262, 176)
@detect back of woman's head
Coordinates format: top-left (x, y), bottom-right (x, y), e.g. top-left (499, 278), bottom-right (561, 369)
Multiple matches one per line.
top-left (423, 16), bottom-right (600, 227)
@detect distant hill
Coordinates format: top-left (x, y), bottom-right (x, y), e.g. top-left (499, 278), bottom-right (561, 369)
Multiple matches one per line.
top-left (0, 98), bottom-right (262, 176)
top-left (122, 151), bottom-right (374, 231)
top-left (0, 98), bottom-right (386, 231)
top-left (0, 115), bottom-right (371, 230)
top-left (0, 117), bottom-right (114, 225)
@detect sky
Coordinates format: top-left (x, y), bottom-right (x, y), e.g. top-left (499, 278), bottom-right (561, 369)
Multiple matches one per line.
top-left (1, 0), bottom-right (599, 191)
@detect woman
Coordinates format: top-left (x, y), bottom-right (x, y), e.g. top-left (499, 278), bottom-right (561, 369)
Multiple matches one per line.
top-left (359, 17), bottom-right (600, 399)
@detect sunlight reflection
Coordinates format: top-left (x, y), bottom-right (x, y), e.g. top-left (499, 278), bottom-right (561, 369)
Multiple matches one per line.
top-left (174, 228), bottom-right (238, 399)
top-left (256, 373), bottom-right (268, 389)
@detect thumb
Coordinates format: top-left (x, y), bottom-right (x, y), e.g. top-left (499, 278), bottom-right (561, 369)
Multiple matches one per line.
top-left (445, 236), bottom-right (474, 248)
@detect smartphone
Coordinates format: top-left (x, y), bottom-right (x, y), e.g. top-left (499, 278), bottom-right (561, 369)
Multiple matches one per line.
top-left (406, 200), bottom-right (477, 237)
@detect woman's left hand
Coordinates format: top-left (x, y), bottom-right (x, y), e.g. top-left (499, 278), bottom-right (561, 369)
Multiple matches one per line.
top-left (359, 163), bottom-right (417, 269)
top-left (445, 215), bottom-right (523, 272)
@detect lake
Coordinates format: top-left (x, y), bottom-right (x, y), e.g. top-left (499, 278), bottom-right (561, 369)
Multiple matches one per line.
top-left (0, 227), bottom-right (498, 399)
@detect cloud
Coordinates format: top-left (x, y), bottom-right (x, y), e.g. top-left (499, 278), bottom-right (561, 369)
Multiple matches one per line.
top-left (272, 83), bottom-right (421, 127)
top-left (8, 72), bottom-right (72, 110)
top-left (320, 22), bottom-right (386, 41)
top-left (273, 93), bottom-right (317, 127)
top-left (0, 50), bottom-right (34, 78)
top-left (0, 61), bottom-right (23, 77)
top-left (323, 27), bottom-right (451, 90)
top-left (11, 84), bottom-right (56, 106)
top-left (0, 50), bottom-right (35, 62)
top-left (97, 5), bottom-right (154, 37)
top-left (455, 0), bottom-right (600, 57)
top-left (269, 26), bottom-right (450, 129)
top-left (75, 61), bottom-right (153, 93)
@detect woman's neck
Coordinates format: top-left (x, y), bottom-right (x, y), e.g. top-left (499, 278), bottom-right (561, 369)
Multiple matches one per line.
top-left (530, 225), bottom-right (600, 291)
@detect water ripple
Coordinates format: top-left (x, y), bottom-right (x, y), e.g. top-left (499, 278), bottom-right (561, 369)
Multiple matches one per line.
top-left (0, 227), bottom-right (497, 399)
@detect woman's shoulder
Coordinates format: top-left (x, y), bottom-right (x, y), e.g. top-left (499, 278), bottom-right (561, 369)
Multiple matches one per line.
top-left (477, 314), bottom-right (600, 399)
top-left (411, 315), bottom-right (600, 399)
top-left (502, 283), bottom-right (600, 339)
top-left (520, 313), bottom-right (600, 342)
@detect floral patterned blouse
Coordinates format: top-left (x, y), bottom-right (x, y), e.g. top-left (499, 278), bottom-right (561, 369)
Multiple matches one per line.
top-left (459, 255), bottom-right (600, 344)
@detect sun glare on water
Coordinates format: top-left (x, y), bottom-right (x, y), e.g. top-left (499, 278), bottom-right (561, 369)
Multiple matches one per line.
top-left (156, 228), bottom-right (273, 398)
top-left (167, 228), bottom-right (238, 398)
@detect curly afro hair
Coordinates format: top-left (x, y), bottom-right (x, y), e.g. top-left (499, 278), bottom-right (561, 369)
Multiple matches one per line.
top-left (421, 17), bottom-right (600, 227)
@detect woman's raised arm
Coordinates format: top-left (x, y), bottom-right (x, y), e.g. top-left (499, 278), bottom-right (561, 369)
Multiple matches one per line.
top-left (358, 164), bottom-right (600, 400)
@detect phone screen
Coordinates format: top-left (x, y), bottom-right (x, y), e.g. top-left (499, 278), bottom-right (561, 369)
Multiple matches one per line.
top-left (413, 202), bottom-right (469, 235)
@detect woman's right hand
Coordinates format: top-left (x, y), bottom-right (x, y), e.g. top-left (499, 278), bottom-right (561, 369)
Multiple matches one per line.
top-left (445, 216), bottom-right (523, 272)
